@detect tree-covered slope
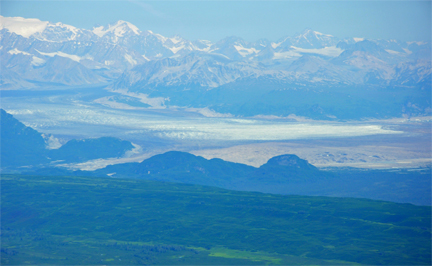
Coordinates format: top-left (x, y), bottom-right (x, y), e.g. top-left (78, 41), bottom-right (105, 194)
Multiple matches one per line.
top-left (2, 174), bottom-right (430, 265)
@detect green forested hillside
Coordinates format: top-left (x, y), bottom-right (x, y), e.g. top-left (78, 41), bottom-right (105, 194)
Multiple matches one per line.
top-left (2, 174), bottom-right (430, 265)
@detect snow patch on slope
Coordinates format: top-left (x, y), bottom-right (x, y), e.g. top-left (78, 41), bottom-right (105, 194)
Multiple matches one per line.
top-left (402, 48), bottom-right (412, 55)
top-left (36, 50), bottom-right (81, 62)
top-left (170, 36), bottom-right (182, 44)
top-left (234, 45), bottom-right (260, 57)
top-left (8, 48), bottom-right (31, 56)
top-left (192, 40), bottom-right (213, 52)
top-left (154, 33), bottom-right (168, 42)
top-left (124, 54), bottom-right (137, 66)
top-left (291, 46), bottom-right (344, 57)
top-left (313, 31), bottom-right (333, 37)
top-left (168, 45), bottom-right (185, 54)
top-left (273, 50), bottom-right (301, 60)
top-left (31, 56), bottom-right (46, 66)
top-left (8, 48), bottom-right (46, 66)
top-left (385, 49), bottom-right (400, 55)
top-left (271, 42), bottom-right (282, 49)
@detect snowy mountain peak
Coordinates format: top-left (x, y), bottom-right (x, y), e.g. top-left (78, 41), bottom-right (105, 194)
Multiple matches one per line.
top-left (291, 28), bottom-right (338, 49)
top-left (0, 16), bottom-right (49, 38)
top-left (300, 28), bottom-right (313, 35)
top-left (297, 28), bottom-right (333, 39)
top-left (51, 22), bottom-right (79, 32)
top-left (92, 20), bottom-right (140, 38)
top-left (1, 15), bottom-right (430, 90)
top-left (115, 20), bottom-right (140, 34)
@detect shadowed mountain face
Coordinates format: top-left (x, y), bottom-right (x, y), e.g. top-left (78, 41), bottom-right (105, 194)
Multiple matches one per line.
top-left (0, 109), bottom-right (134, 168)
top-left (0, 109), bottom-right (49, 167)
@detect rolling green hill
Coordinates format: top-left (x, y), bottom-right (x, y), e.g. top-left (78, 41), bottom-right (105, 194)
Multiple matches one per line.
top-left (2, 174), bottom-right (430, 265)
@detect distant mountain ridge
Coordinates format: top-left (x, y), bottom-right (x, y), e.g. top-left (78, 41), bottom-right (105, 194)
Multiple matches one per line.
top-left (1, 16), bottom-right (430, 120)
top-left (1, 15), bottom-right (430, 89)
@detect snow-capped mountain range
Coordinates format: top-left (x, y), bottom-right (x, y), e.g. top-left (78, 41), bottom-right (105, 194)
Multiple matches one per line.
top-left (1, 15), bottom-right (430, 90)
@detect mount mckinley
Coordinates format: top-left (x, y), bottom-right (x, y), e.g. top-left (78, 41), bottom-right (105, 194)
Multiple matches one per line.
top-left (1, 16), bottom-right (431, 119)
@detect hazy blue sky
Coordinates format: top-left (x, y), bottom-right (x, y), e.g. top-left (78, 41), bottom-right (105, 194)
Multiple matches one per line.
top-left (1, 1), bottom-right (431, 42)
